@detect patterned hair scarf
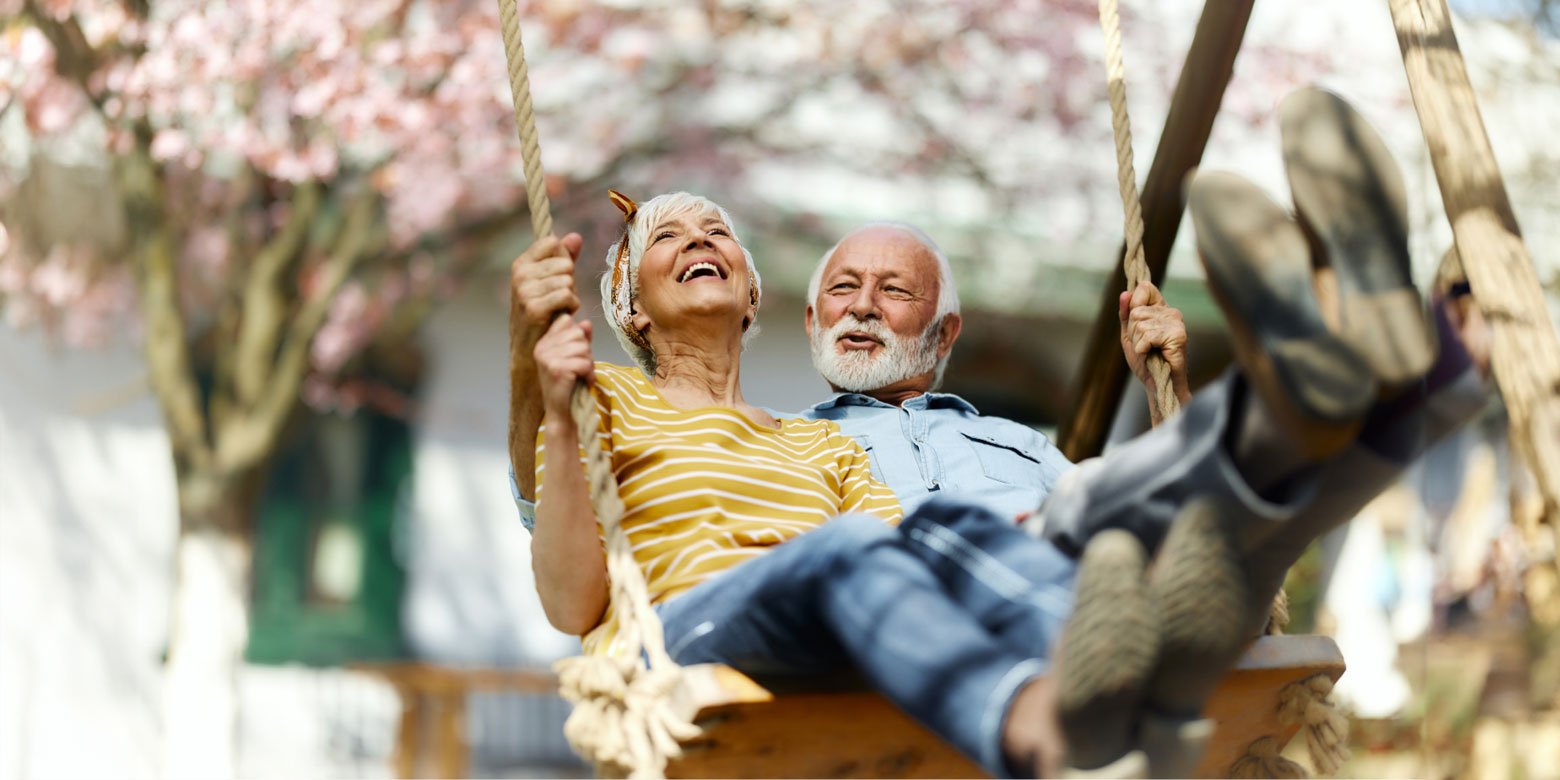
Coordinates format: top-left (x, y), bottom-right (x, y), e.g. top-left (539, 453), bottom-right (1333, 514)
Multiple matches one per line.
top-left (605, 189), bottom-right (653, 352)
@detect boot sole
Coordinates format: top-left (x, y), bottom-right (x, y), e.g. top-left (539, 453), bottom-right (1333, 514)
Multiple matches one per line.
top-left (1057, 530), bottom-right (1160, 771)
top-left (1188, 170), bottom-right (1375, 459)
top-left (1280, 87), bottom-right (1436, 390)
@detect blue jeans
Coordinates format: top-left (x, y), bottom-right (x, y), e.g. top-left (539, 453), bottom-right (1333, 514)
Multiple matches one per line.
top-left (656, 499), bottom-right (1077, 776)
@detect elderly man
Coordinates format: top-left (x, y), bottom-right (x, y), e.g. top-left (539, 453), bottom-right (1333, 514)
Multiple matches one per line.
top-left (797, 221), bottom-right (1187, 521)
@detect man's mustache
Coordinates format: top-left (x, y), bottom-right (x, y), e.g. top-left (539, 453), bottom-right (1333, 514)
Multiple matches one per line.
top-left (826, 316), bottom-right (893, 345)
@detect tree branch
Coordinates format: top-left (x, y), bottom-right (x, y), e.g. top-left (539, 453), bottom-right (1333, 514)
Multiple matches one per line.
top-left (119, 140), bottom-right (213, 470)
top-left (230, 181), bottom-right (322, 408)
top-left (215, 189), bottom-right (380, 473)
top-left (21, 3), bottom-right (110, 117)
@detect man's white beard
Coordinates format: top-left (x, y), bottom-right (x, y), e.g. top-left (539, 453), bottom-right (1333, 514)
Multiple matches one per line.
top-left (810, 315), bottom-right (942, 393)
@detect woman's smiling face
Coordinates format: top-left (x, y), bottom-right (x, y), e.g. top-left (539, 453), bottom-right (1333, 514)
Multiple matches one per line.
top-left (630, 205), bottom-right (755, 341)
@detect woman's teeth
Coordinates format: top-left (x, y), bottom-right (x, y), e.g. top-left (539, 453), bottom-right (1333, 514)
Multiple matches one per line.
top-left (679, 262), bottom-right (720, 282)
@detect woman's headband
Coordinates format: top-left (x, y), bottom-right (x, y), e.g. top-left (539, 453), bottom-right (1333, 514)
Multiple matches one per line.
top-left (608, 189), bottom-right (638, 303)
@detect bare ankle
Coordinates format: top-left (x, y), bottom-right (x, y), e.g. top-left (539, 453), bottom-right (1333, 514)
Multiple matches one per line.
top-left (1003, 676), bottom-right (1065, 778)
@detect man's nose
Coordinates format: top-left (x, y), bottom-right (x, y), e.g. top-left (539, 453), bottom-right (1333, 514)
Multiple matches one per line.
top-left (846, 286), bottom-right (879, 319)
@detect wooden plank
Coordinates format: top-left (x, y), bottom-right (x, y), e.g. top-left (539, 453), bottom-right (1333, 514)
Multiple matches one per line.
top-left (1058, 0), bottom-right (1255, 461)
top-left (350, 663), bottom-right (558, 778)
top-left (391, 685), bottom-right (422, 779)
top-left (435, 692), bottom-right (468, 780)
top-left (669, 689), bottom-right (983, 779)
top-left (667, 636), bottom-right (1344, 779)
top-left (1388, 0), bottom-right (1560, 522)
top-left (350, 662), bottom-right (558, 694)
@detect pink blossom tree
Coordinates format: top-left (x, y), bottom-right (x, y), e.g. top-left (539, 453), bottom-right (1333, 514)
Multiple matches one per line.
top-left (1, 0), bottom-right (1304, 774)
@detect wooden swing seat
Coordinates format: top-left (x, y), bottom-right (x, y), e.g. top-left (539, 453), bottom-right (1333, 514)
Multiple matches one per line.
top-left (665, 634), bottom-right (1344, 779)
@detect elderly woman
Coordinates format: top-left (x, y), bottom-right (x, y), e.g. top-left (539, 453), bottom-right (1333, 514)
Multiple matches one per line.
top-left (528, 191), bottom-right (1236, 778)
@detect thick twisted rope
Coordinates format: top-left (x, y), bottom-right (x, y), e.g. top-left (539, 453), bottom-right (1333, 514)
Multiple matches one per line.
top-left (1096, 0), bottom-right (1180, 422)
top-left (497, 2), bottom-right (697, 776)
top-left (498, 0), bottom-right (552, 241)
top-left (1265, 587), bottom-right (1291, 635)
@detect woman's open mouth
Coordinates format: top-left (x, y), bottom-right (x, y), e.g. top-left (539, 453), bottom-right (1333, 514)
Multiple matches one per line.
top-left (677, 261), bottom-right (727, 283)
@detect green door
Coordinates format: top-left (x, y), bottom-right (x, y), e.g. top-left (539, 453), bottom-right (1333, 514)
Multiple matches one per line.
top-left (247, 408), bottom-right (411, 666)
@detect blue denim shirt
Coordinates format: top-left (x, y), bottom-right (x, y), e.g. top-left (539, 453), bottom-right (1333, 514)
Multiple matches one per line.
top-left (800, 392), bottom-right (1074, 521)
top-left (510, 391), bottom-right (1075, 529)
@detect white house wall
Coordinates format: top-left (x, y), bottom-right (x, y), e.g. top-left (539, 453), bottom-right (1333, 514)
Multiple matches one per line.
top-left (0, 327), bottom-right (176, 780)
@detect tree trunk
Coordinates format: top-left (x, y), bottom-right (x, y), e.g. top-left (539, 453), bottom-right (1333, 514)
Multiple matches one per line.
top-left (161, 472), bottom-right (255, 780)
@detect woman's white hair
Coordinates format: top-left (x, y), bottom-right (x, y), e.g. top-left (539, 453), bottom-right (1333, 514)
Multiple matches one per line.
top-left (598, 192), bottom-right (763, 375)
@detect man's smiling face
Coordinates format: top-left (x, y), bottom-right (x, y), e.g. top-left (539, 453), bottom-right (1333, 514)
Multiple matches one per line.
top-left (805, 226), bottom-right (953, 395)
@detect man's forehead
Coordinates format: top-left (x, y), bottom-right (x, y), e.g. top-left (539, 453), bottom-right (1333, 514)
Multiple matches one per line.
top-left (826, 228), bottom-right (938, 278)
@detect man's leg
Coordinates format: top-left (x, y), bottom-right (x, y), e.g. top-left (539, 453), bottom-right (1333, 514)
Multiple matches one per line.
top-left (656, 514), bottom-right (1057, 777)
top-left (1033, 369), bottom-right (1304, 559)
top-left (900, 496), bottom-right (1251, 776)
top-left (1034, 88), bottom-right (1478, 582)
top-left (1237, 302), bottom-right (1490, 634)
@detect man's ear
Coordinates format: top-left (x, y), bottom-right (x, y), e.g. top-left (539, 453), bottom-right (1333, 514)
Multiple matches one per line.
top-left (804, 304), bottom-right (815, 338)
top-left (937, 313), bottom-right (962, 358)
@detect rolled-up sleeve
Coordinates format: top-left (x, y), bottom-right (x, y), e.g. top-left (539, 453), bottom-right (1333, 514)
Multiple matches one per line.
top-left (509, 463), bottom-right (537, 532)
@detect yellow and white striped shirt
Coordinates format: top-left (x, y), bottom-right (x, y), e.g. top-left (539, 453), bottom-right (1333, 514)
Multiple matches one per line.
top-left (537, 362), bottom-right (902, 654)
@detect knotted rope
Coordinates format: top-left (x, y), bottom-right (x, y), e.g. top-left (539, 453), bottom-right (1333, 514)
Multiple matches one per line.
top-left (1095, 0), bottom-right (1180, 422)
top-left (1226, 675), bottom-right (1349, 778)
top-left (1228, 736), bottom-right (1308, 779)
top-left (496, 2), bottom-right (697, 776)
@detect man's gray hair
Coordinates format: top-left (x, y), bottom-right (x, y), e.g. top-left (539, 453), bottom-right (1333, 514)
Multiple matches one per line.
top-left (598, 192), bottom-right (762, 375)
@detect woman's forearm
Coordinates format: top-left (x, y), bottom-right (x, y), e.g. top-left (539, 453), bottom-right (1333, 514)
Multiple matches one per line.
top-left (531, 411), bottom-right (611, 635)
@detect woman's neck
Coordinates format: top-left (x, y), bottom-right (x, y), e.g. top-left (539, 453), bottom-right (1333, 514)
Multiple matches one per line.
top-left (650, 331), bottom-right (746, 409)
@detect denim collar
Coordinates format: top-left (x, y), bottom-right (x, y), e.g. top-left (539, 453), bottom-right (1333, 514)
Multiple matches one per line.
top-left (808, 390), bottom-right (981, 415)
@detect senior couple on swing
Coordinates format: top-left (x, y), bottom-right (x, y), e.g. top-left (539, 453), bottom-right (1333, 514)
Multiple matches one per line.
top-left (506, 88), bottom-right (1491, 778)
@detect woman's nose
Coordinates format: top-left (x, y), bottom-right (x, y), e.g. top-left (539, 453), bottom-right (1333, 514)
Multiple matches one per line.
top-left (683, 229), bottom-right (713, 250)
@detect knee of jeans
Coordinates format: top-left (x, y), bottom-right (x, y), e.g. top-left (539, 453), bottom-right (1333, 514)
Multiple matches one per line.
top-left (814, 514), bottom-right (896, 565)
top-left (904, 496), bottom-right (1006, 534)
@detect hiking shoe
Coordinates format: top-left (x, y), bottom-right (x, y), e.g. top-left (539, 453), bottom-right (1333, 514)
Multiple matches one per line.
top-left (1142, 497), bottom-right (1252, 777)
top-left (1188, 170), bottom-right (1377, 458)
top-left (1280, 87), bottom-right (1436, 390)
top-left (1144, 497), bottom-right (1251, 717)
top-left (1055, 530), bottom-right (1160, 772)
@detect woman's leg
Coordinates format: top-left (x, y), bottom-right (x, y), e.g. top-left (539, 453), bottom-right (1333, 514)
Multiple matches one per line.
top-left (896, 498), bottom-right (1078, 655)
top-left (657, 514), bottom-right (1050, 776)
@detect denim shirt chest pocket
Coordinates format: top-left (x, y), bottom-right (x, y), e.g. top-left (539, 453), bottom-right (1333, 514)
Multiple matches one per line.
top-left (959, 431), bottom-right (1045, 486)
top-left (853, 434), bottom-right (885, 484)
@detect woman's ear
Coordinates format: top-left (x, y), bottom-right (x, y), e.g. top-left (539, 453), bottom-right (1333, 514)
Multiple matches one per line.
top-left (629, 300), bottom-right (652, 340)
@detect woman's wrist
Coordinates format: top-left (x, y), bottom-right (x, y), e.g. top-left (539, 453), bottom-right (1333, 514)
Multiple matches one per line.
top-left (542, 404), bottom-right (579, 437)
